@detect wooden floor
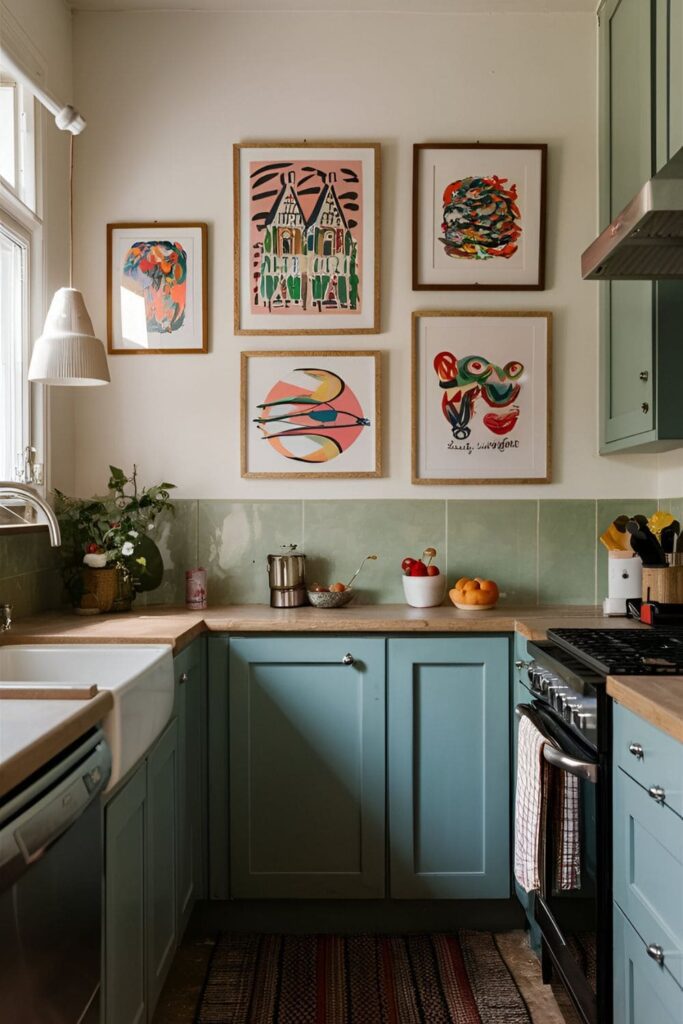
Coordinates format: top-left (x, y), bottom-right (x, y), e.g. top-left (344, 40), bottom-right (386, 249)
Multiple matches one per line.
top-left (152, 929), bottom-right (580, 1023)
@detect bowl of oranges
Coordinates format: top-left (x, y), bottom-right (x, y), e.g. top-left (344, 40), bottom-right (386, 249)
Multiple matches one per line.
top-left (449, 577), bottom-right (499, 611)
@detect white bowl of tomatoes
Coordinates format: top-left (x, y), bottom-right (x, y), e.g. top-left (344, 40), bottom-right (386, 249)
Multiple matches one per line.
top-left (401, 548), bottom-right (446, 608)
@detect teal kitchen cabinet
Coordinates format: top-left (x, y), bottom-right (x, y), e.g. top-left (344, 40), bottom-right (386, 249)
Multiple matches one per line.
top-left (388, 637), bottom-right (510, 899)
top-left (145, 718), bottom-right (178, 1014)
top-left (175, 640), bottom-right (207, 935)
top-left (612, 703), bottom-right (683, 1022)
top-left (229, 636), bottom-right (386, 898)
top-left (598, 0), bottom-right (683, 453)
top-left (104, 761), bottom-right (147, 1024)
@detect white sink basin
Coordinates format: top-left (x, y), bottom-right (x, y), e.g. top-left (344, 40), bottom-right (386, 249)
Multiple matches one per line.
top-left (0, 644), bottom-right (174, 790)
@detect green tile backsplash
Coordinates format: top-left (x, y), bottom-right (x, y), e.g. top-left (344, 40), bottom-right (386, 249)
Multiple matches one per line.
top-left (3, 496), bottom-right (681, 613)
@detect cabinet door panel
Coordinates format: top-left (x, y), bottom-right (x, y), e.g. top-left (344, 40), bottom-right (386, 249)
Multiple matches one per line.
top-left (104, 762), bottom-right (146, 1024)
top-left (608, 0), bottom-right (652, 217)
top-left (388, 637), bottom-right (510, 899)
top-left (613, 904), bottom-right (683, 1024)
top-left (604, 281), bottom-right (654, 442)
top-left (175, 640), bottom-right (206, 936)
top-left (146, 718), bottom-right (178, 1015)
top-left (229, 637), bottom-right (385, 898)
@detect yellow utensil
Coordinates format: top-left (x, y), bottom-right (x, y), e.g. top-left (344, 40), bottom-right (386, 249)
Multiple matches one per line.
top-left (648, 510), bottom-right (674, 542)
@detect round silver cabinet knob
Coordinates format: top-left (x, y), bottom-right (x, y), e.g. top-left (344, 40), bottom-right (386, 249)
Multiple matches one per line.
top-left (342, 653), bottom-right (355, 666)
top-left (628, 742), bottom-right (644, 760)
top-left (179, 672), bottom-right (188, 685)
top-left (646, 944), bottom-right (665, 966)
top-left (648, 785), bottom-right (666, 803)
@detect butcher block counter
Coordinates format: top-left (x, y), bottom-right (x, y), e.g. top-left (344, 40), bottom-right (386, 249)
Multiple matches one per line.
top-left (0, 602), bottom-right (649, 653)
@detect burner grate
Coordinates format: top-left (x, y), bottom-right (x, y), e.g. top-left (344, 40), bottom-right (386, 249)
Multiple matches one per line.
top-left (547, 628), bottom-right (683, 676)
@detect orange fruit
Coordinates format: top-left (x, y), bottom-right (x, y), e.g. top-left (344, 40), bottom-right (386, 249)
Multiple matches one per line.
top-left (463, 579), bottom-right (481, 592)
top-left (455, 576), bottom-right (471, 590)
top-left (329, 582), bottom-right (346, 593)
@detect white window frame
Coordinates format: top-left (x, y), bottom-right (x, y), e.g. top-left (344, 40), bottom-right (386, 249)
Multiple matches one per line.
top-left (0, 7), bottom-right (46, 499)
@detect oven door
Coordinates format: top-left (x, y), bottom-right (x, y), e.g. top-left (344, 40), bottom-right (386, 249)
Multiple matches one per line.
top-left (517, 701), bottom-right (602, 1024)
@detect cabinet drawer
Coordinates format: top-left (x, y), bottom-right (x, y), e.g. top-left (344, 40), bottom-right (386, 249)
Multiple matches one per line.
top-left (614, 765), bottom-right (683, 989)
top-left (613, 702), bottom-right (683, 818)
top-left (613, 903), bottom-right (683, 1024)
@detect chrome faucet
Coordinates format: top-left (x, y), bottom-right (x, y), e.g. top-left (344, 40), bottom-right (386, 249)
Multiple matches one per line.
top-left (1, 604), bottom-right (12, 632)
top-left (0, 482), bottom-right (61, 546)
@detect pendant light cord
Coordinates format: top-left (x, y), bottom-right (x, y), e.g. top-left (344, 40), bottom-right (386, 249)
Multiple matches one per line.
top-left (69, 132), bottom-right (74, 289)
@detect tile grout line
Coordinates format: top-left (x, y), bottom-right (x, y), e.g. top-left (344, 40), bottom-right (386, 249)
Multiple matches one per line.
top-left (535, 500), bottom-right (540, 607)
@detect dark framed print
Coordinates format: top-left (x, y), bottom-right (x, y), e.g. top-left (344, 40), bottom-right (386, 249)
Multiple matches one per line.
top-left (412, 143), bottom-right (547, 291)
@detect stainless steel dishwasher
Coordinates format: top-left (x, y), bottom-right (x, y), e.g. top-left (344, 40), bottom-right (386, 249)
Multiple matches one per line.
top-left (0, 727), bottom-right (111, 1023)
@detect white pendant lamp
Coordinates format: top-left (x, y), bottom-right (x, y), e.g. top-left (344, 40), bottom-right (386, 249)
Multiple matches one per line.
top-left (28, 133), bottom-right (110, 386)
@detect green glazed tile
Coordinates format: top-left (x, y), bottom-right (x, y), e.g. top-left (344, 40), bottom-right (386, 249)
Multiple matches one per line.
top-left (447, 500), bottom-right (538, 605)
top-left (538, 501), bottom-right (596, 605)
top-left (197, 500), bottom-right (303, 605)
top-left (596, 498), bottom-right (658, 602)
top-left (0, 529), bottom-right (60, 579)
top-left (137, 500), bottom-right (198, 607)
top-left (303, 500), bottom-right (446, 604)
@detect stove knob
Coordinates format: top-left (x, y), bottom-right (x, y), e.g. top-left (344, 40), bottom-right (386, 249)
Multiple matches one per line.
top-left (549, 686), bottom-right (569, 710)
top-left (573, 711), bottom-right (595, 730)
top-left (564, 701), bottom-right (583, 724)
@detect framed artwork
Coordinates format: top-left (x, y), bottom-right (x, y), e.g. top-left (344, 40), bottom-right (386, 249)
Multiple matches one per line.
top-left (412, 143), bottom-right (547, 291)
top-left (412, 310), bottom-right (552, 485)
top-left (234, 143), bottom-right (381, 334)
top-left (241, 350), bottom-right (381, 479)
top-left (107, 223), bottom-right (207, 354)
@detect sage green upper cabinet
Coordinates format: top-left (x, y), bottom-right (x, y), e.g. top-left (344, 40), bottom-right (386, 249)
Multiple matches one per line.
top-left (388, 637), bottom-right (510, 899)
top-left (229, 637), bottom-right (386, 899)
top-left (599, 0), bottom-right (683, 453)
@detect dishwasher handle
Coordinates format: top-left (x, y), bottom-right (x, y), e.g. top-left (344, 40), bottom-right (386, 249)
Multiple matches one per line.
top-left (0, 739), bottom-right (111, 890)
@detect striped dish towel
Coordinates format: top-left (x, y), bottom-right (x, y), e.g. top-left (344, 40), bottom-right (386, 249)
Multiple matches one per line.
top-left (554, 770), bottom-right (581, 891)
top-left (514, 714), bottom-right (548, 893)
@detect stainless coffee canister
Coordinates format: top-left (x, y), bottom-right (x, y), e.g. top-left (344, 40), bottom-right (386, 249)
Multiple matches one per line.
top-left (266, 551), bottom-right (306, 590)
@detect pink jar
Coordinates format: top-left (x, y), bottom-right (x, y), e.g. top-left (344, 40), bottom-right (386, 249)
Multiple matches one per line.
top-left (185, 568), bottom-right (208, 610)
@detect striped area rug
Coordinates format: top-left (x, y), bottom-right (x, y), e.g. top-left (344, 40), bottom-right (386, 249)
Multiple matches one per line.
top-left (195, 932), bottom-right (532, 1023)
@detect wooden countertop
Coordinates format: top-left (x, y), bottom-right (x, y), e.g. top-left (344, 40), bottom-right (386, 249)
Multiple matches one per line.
top-left (608, 675), bottom-right (683, 744)
top-left (0, 691), bottom-right (113, 799)
top-left (0, 602), bottom-right (647, 653)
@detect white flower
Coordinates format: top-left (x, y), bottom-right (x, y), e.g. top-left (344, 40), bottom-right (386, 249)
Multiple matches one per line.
top-left (83, 552), bottom-right (107, 568)
top-left (128, 529), bottom-right (139, 538)
top-left (121, 541), bottom-right (134, 556)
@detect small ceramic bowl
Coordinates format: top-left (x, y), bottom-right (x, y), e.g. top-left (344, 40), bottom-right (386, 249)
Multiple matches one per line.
top-left (307, 588), bottom-right (356, 609)
top-left (402, 574), bottom-right (446, 608)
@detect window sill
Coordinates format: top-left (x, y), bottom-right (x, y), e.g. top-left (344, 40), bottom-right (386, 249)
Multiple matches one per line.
top-left (0, 522), bottom-right (48, 536)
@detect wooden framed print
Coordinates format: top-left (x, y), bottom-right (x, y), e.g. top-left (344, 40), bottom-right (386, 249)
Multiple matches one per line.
top-left (107, 223), bottom-right (208, 354)
top-left (412, 310), bottom-right (552, 485)
top-left (412, 143), bottom-right (547, 290)
top-left (234, 143), bottom-right (380, 334)
top-left (241, 351), bottom-right (382, 479)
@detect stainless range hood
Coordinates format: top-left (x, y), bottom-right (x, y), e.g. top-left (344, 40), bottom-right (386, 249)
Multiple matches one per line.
top-left (582, 147), bottom-right (683, 280)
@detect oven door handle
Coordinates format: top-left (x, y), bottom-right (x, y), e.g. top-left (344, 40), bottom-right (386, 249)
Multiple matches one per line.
top-left (542, 744), bottom-right (598, 784)
top-left (516, 703), bottom-right (598, 784)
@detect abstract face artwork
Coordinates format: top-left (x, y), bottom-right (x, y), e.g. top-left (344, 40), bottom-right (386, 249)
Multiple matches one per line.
top-left (254, 367), bottom-right (370, 465)
top-left (234, 145), bottom-right (380, 334)
top-left (440, 176), bottom-right (522, 261)
top-left (241, 351), bottom-right (381, 478)
top-left (107, 223), bottom-right (207, 354)
top-left (250, 161), bottom-right (362, 317)
top-left (433, 351), bottom-right (524, 441)
top-left (412, 311), bottom-right (551, 484)
top-left (122, 240), bottom-right (187, 333)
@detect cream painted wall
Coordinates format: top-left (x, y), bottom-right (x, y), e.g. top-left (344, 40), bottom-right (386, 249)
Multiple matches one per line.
top-left (70, 9), bottom-right (661, 500)
top-left (2, 0), bottom-right (75, 494)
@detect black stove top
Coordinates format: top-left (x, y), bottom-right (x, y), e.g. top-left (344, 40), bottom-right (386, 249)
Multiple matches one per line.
top-left (547, 627), bottom-right (683, 676)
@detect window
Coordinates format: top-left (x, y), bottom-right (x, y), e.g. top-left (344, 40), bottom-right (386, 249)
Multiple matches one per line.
top-left (0, 217), bottom-right (29, 481)
top-left (0, 72), bottom-right (36, 212)
top-left (0, 63), bottom-right (40, 491)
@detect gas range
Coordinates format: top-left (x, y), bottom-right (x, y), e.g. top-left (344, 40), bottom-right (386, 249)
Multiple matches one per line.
top-left (547, 627), bottom-right (683, 676)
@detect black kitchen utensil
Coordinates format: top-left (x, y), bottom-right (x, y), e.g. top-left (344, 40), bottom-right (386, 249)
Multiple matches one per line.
top-left (626, 518), bottom-right (668, 566)
top-left (660, 520), bottom-right (680, 555)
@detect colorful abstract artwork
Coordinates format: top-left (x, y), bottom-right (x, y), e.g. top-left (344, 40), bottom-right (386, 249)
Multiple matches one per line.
top-left (122, 240), bottom-right (187, 333)
top-left (413, 311), bottom-right (551, 484)
top-left (241, 352), bottom-right (381, 478)
top-left (413, 144), bottom-right (546, 290)
top-left (108, 223), bottom-right (207, 354)
top-left (235, 145), bottom-right (380, 334)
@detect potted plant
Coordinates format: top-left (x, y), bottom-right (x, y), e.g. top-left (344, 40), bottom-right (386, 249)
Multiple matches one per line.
top-left (55, 465), bottom-right (175, 613)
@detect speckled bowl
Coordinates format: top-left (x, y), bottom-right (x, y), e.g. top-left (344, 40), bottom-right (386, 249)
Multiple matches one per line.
top-left (306, 588), bottom-right (356, 608)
